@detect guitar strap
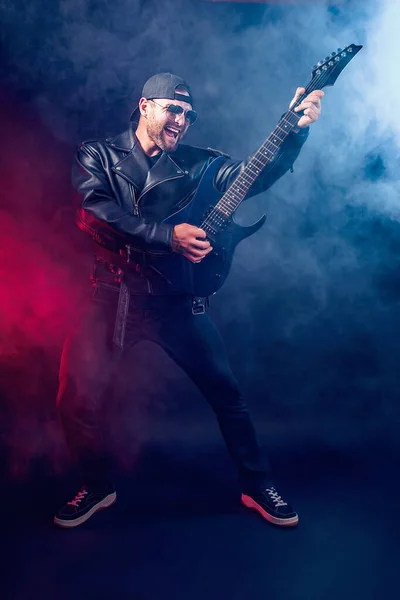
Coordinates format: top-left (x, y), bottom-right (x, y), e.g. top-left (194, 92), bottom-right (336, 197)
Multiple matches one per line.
top-left (112, 276), bottom-right (130, 349)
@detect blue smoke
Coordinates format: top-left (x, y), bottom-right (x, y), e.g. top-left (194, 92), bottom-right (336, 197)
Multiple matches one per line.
top-left (1, 0), bottom-right (400, 470)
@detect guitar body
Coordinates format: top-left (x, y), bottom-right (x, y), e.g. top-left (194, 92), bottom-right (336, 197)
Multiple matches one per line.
top-left (150, 157), bottom-right (266, 296)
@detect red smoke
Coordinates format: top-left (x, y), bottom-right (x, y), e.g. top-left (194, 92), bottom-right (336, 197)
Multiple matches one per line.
top-left (0, 91), bottom-right (91, 479)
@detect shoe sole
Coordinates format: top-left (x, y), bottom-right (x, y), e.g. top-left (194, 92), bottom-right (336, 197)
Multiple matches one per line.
top-left (54, 492), bottom-right (117, 529)
top-left (241, 494), bottom-right (299, 527)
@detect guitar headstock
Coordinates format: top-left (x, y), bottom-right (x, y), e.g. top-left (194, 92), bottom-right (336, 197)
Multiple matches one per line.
top-left (310, 44), bottom-right (363, 90)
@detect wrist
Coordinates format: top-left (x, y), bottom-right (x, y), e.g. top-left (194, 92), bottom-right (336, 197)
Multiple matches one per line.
top-left (292, 125), bottom-right (309, 135)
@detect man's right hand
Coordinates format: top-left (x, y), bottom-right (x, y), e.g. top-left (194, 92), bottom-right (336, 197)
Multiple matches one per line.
top-left (172, 223), bottom-right (213, 263)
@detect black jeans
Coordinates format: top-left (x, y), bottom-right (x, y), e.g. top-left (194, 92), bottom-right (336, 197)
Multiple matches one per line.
top-left (56, 284), bottom-right (271, 493)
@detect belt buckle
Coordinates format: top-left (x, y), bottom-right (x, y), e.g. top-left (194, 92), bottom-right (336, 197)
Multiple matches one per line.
top-left (192, 297), bottom-right (206, 315)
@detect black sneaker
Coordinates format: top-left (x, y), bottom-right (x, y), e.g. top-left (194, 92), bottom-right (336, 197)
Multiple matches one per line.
top-left (241, 485), bottom-right (299, 527)
top-left (54, 486), bottom-right (117, 528)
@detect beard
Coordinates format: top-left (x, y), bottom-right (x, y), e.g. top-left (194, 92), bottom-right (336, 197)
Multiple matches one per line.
top-left (146, 113), bottom-right (183, 152)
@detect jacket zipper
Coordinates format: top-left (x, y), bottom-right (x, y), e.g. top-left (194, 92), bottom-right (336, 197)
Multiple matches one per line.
top-left (128, 167), bottom-right (185, 294)
top-left (129, 183), bottom-right (140, 216)
top-left (129, 183), bottom-right (154, 292)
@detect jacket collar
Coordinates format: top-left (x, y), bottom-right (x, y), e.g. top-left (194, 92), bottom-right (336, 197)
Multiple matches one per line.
top-left (106, 127), bottom-right (135, 151)
top-left (110, 126), bottom-right (185, 194)
top-left (140, 152), bottom-right (185, 199)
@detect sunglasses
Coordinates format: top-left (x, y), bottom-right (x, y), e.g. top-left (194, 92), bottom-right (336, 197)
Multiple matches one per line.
top-left (150, 99), bottom-right (198, 125)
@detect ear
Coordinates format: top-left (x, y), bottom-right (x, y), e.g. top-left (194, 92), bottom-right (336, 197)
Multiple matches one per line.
top-left (138, 97), bottom-right (149, 118)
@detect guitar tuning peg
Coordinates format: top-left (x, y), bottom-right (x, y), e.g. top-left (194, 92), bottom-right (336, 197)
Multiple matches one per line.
top-left (317, 60), bottom-right (323, 66)
top-left (313, 64), bottom-right (318, 70)
top-left (337, 47), bottom-right (342, 52)
top-left (325, 56), bottom-right (330, 61)
top-left (331, 52), bottom-right (336, 56)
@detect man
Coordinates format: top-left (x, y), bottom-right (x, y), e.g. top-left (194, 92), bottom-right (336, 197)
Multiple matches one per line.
top-left (54, 73), bottom-right (323, 528)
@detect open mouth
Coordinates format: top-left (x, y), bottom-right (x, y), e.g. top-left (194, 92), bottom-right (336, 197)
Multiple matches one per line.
top-left (164, 126), bottom-right (180, 140)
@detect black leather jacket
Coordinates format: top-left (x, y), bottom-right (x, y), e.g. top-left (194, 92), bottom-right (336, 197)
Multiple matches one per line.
top-left (73, 124), bottom-right (308, 294)
top-left (73, 127), bottom-right (308, 298)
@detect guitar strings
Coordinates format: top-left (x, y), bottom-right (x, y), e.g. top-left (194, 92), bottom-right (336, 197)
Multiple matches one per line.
top-left (199, 63), bottom-right (334, 235)
top-left (201, 66), bottom-right (331, 231)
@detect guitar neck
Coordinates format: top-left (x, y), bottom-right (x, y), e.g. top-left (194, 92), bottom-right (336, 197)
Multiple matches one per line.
top-left (200, 43), bottom-right (362, 233)
top-left (214, 108), bottom-right (301, 220)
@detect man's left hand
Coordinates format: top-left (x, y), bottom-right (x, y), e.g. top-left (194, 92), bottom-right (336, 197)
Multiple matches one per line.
top-left (289, 87), bottom-right (324, 128)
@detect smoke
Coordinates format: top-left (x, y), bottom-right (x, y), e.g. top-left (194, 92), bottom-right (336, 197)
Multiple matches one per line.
top-left (1, 0), bottom-right (400, 480)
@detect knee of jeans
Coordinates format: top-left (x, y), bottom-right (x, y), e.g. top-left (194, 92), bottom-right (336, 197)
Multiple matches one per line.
top-left (56, 376), bottom-right (94, 419)
top-left (56, 376), bottom-right (76, 417)
top-left (220, 399), bottom-right (249, 415)
top-left (208, 381), bottom-right (248, 413)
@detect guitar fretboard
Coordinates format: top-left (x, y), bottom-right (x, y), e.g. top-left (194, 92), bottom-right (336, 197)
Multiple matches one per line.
top-left (201, 108), bottom-right (301, 235)
top-left (198, 43), bottom-right (362, 239)
top-left (200, 43), bottom-right (362, 236)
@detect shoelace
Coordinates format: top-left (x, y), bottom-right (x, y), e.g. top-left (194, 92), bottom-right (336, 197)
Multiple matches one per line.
top-left (67, 488), bottom-right (88, 506)
top-left (264, 486), bottom-right (288, 507)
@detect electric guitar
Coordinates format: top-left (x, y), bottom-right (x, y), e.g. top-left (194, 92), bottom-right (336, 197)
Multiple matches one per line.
top-left (150, 43), bottom-right (363, 297)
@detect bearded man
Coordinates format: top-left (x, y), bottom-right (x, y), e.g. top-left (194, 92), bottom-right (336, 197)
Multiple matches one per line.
top-left (54, 73), bottom-right (323, 528)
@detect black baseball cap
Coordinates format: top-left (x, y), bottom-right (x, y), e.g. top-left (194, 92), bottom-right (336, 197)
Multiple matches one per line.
top-left (130, 72), bottom-right (194, 121)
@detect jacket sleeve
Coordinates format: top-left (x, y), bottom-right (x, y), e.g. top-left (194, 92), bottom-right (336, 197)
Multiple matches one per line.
top-left (73, 143), bottom-right (174, 253)
top-left (214, 128), bottom-right (309, 198)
